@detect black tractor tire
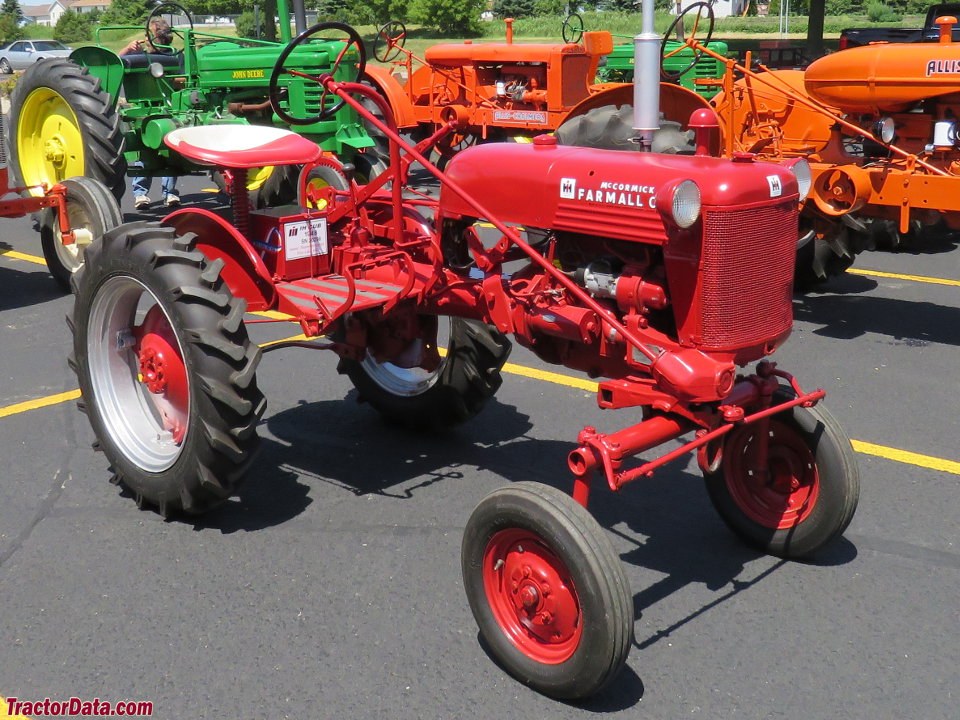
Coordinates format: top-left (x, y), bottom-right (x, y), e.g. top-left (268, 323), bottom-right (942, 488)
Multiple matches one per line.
top-left (462, 482), bottom-right (633, 699)
top-left (10, 58), bottom-right (126, 200)
top-left (793, 220), bottom-right (857, 290)
top-left (69, 222), bottom-right (266, 517)
top-left (337, 317), bottom-right (511, 431)
top-left (556, 103), bottom-right (695, 155)
top-left (41, 176), bottom-right (123, 291)
top-left (703, 387), bottom-right (860, 559)
top-left (212, 164), bottom-right (300, 209)
top-left (358, 76), bottom-right (392, 178)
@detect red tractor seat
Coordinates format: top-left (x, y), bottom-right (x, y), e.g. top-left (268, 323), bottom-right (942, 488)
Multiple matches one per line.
top-left (164, 125), bottom-right (321, 169)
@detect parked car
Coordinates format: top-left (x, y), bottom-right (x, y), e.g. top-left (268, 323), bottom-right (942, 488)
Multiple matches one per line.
top-left (0, 40), bottom-right (72, 73)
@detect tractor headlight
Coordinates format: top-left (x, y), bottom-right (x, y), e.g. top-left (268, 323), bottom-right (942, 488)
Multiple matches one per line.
top-left (671, 180), bottom-right (701, 228)
top-left (874, 116), bottom-right (896, 144)
top-left (785, 158), bottom-right (812, 200)
top-left (149, 62), bottom-right (165, 79)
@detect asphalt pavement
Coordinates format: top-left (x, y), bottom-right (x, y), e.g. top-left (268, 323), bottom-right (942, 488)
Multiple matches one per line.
top-left (0, 173), bottom-right (957, 720)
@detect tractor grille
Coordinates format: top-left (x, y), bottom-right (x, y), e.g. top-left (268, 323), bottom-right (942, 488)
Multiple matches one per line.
top-left (698, 201), bottom-right (796, 349)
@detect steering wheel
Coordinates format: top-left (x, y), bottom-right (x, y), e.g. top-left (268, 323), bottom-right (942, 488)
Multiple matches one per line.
top-left (269, 21), bottom-right (367, 126)
top-left (145, 2), bottom-right (193, 53)
top-left (660, 2), bottom-right (714, 81)
top-left (374, 20), bottom-right (407, 63)
top-left (562, 14), bottom-right (584, 44)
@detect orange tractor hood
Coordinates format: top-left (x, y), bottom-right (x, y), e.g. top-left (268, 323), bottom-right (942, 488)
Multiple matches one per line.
top-left (805, 43), bottom-right (960, 113)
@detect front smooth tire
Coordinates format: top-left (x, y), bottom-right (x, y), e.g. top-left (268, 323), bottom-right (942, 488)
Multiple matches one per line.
top-left (462, 482), bottom-right (633, 699)
top-left (704, 388), bottom-right (860, 558)
top-left (41, 176), bottom-right (122, 291)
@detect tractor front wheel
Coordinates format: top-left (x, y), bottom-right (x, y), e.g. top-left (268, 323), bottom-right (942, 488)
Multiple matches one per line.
top-left (41, 176), bottom-right (122, 291)
top-left (10, 58), bottom-right (125, 199)
top-left (338, 317), bottom-right (510, 431)
top-left (703, 388), bottom-right (860, 558)
top-left (462, 482), bottom-right (633, 699)
top-left (69, 223), bottom-right (265, 517)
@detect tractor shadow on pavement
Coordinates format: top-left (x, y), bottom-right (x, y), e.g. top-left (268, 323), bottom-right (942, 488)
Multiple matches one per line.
top-left (194, 388), bottom-right (858, 700)
top-left (794, 273), bottom-right (960, 346)
top-left (0, 246), bottom-right (64, 311)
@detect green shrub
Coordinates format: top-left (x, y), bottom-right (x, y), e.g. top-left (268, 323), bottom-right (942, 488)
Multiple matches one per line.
top-left (54, 10), bottom-right (93, 44)
top-left (0, 12), bottom-right (23, 43)
top-left (866, 1), bottom-right (901, 22)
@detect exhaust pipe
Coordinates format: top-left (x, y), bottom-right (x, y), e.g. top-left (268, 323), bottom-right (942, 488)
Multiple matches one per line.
top-left (633, 0), bottom-right (661, 149)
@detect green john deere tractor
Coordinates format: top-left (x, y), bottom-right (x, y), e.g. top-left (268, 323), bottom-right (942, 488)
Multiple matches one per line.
top-left (9, 1), bottom-right (383, 207)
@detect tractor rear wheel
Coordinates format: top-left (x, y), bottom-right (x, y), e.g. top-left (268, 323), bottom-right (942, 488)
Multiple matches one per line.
top-left (41, 176), bottom-right (123, 291)
top-left (338, 317), bottom-right (511, 431)
top-left (793, 218), bottom-right (857, 290)
top-left (10, 58), bottom-right (125, 200)
top-left (211, 164), bottom-right (300, 209)
top-left (556, 103), bottom-right (694, 155)
top-left (462, 482), bottom-right (633, 699)
top-left (703, 388), bottom-right (860, 558)
top-left (69, 222), bottom-right (265, 517)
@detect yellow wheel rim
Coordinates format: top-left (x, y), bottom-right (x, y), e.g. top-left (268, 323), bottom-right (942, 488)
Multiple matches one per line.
top-left (248, 165), bottom-right (274, 191)
top-left (303, 175), bottom-right (331, 211)
top-left (17, 87), bottom-right (85, 197)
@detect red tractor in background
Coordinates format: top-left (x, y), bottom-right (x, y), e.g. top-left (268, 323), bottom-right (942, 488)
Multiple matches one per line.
top-left (0, 109), bottom-right (120, 289)
top-left (67, 17), bottom-right (859, 700)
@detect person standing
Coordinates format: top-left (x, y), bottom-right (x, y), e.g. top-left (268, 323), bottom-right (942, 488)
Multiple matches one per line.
top-left (119, 17), bottom-right (180, 209)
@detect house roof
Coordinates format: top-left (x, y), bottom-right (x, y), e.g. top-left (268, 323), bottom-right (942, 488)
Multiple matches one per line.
top-left (68, 0), bottom-right (110, 7)
top-left (21, 5), bottom-right (53, 17)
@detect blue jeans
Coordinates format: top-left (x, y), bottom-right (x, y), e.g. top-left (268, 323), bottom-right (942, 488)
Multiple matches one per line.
top-left (131, 175), bottom-right (177, 197)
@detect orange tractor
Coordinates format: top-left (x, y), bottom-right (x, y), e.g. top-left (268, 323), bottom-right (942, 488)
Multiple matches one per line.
top-left (361, 19), bottom-right (706, 161)
top-left (642, 6), bottom-right (960, 283)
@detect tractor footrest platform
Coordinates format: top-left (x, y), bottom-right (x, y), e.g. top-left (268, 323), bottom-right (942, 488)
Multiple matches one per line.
top-left (276, 275), bottom-right (406, 319)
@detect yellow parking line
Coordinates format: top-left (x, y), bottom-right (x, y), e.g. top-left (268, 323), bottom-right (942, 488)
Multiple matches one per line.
top-left (0, 389), bottom-right (81, 419)
top-left (848, 268), bottom-right (960, 287)
top-left (851, 439), bottom-right (960, 475)
top-left (0, 346), bottom-right (957, 477)
top-left (0, 249), bottom-right (46, 266)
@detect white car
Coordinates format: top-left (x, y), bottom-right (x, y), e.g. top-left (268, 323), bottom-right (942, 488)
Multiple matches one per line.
top-left (0, 39), bottom-right (72, 73)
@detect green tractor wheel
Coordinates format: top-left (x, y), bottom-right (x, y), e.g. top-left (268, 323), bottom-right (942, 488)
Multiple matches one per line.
top-left (10, 58), bottom-right (125, 200)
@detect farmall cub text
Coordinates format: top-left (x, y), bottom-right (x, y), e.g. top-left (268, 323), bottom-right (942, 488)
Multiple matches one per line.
top-left (69, 19), bottom-right (860, 700)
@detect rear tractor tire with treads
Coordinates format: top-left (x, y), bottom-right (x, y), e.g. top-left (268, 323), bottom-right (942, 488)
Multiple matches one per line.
top-left (69, 222), bottom-right (265, 517)
top-left (10, 58), bottom-right (125, 200)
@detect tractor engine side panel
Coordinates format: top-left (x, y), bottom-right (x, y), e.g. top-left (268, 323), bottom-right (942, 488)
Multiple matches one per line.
top-left (440, 143), bottom-right (800, 361)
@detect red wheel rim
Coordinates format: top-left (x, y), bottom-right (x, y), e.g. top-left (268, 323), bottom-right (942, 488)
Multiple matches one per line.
top-left (724, 420), bottom-right (820, 529)
top-left (482, 528), bottom-right (582, 664)
top-left (134, 305), bottom-right (189, 444)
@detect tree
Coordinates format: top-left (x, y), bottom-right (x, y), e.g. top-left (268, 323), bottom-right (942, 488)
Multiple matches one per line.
top-left (408, 0), bottom-right (483, 34)
top-left (1, 0), bottom-right (22, 22)
top-left (0, 13), bottom-right (23, 43)
top-left (492, 0), bottom-right (536, 18)
top-left (101, 0), bottom-right (152, 25)
top-left (54, 9), bottom-right (93, 43)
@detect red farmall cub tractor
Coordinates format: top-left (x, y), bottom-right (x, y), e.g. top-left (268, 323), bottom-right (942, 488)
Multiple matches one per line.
top-left (0, 111), bottom-right (120, 289)
top-left (69, 18), bottom-right (859, 700)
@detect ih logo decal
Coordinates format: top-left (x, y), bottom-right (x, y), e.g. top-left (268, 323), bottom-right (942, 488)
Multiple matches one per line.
top-left (766, 174), bottom-right (783, 198)
top-left (560, 178), bottom-right (577, 199)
